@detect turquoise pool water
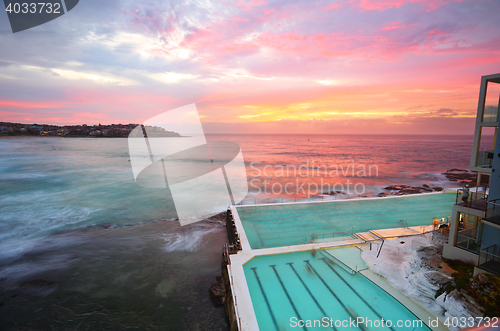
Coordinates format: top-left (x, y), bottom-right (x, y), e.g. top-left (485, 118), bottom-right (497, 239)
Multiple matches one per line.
top-left (243, 250), bottom-right (431, 331)
top-left (237, 193), bottom-right (455, 249)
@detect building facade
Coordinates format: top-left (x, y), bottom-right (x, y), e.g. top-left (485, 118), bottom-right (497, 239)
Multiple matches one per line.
top-left (443, 73), bottom-right (500, 276)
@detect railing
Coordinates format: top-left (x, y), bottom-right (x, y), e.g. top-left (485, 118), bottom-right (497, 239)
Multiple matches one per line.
top-left (377, 239), bottom-right (385, 258)
top-left (455, 229), bottom-right (480, 253)
top-left (478, 245), bottom-right (500, 275)
top-left (478, 244), bottom-right (497, 265)
top-left (297, 226), bottom-right (357, 244)
top-left (455, 189), bottom-right (488, 210)
top-left (399, 220), bottom-right (409, 228)
top-left (485, 198), bottom-right (500, 220)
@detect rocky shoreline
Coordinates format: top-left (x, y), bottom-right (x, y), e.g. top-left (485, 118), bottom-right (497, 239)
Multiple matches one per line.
top-left (362, 233), bottom-right (498, 328)
top-left (378, 184), bottom-right (443, 197)
top-left (377, 169), bottom-right (477, 197)
top-left (441, 169), bottom-right (477, 184)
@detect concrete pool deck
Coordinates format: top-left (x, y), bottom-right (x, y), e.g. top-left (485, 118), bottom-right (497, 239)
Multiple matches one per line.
top-left (226, 193), bottom-right (455, 331)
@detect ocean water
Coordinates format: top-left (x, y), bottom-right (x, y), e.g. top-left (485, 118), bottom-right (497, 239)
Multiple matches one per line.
top-left (0, 135), bottom-right (475, 330)
top-left (208, 134), bottom-right (475, 201)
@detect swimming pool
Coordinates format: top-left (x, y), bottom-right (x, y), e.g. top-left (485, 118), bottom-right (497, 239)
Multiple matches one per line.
top-left (236, 193), bottom-right (455, 249)
top-left (243, 249), bottom-right (432, 331)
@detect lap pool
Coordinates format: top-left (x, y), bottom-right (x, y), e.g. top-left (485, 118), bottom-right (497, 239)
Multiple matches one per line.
top-left (243, 249), bottom-right (432, 331)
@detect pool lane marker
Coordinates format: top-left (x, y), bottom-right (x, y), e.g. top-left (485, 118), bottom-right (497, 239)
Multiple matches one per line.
top-left (250, 267), bottom-right (279, 331)
top-left (269, 265), bottom-right (308, 331)
top-left (319, 258), bottom-right (397, 331)
top-left (286, 263), bottom-right (337, 331)
top-left (304, 260), bottom-right (368, 330)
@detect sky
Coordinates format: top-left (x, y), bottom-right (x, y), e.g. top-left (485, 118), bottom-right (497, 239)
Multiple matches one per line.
top-left (0, 0), bottom-right (499, 134)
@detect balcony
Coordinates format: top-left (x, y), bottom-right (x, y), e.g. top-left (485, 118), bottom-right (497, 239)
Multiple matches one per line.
top-left (455, 189), bottom-right (488, 211)
top-left (478, 245), bottom-right (500, 275)
top-left (483, 198), bottom-right (500, 227)
top-left (455, 228), bottom-right (481, 253)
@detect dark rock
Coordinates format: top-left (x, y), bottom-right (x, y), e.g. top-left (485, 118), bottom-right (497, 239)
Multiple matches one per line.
top-left (400, 188), bottom-right (421, 194)
top-left (326, 190), bottom-right (344, 195)
top-left (445, 168), bottom-right (469, 173)
top-left (209, 276), bottom-right (226, 305)
top-left (442, 169), bottom-right (477, 183)
top-left (423, 184), bottom-right (430, 188)
top-left (19, 279), bottom-right (54, 288)
top-left (432, 187), bottom-right (443, 191)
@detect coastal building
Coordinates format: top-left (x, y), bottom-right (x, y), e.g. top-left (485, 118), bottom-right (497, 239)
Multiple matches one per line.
top-left (443, 73), bottom-right (500, 275)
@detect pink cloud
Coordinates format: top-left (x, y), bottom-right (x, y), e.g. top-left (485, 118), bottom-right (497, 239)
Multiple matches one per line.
top-left (229, 17), bottom-right (251, 22)
top-left (0, 99), bottom-right (67, 109)
top-left (382, 22), bottom-right (405, 31)
top-left (236, 0), bottom-right (267, 11)
top-left (354, 0), bottom-right (465, 11)
top-left (324, 3), bottom-right (342, 11)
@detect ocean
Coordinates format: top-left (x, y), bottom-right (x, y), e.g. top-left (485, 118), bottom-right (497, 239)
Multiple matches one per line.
top-left (0, 135), bottom-right (475, 330)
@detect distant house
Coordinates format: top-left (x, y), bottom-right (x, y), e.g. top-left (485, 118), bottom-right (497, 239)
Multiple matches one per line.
top-left (443, 73), bottom-right (500, 276)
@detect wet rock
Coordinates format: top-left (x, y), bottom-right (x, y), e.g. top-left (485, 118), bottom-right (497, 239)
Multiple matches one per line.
top-left (400, 188), bottom-right (421, 194)
top-left (325, 190), bottom-right (344, 195)
top-left (443, 169), bottom-right (477, 183)
top-left (204, 212), bottom-right (226, 225)
top-left (19, 279), bottom-right (54, 288)
top-left (209, 275), bottom-right (226, 305)
top-left (382, 184), bottom-right (444, 195)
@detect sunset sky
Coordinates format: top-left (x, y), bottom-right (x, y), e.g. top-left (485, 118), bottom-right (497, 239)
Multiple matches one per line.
top-left (0, 0), bottom-right (499, 134)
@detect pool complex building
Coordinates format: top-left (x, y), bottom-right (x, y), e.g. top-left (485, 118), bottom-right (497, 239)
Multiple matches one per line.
top-left (223, 192), bottom-right (456, 331)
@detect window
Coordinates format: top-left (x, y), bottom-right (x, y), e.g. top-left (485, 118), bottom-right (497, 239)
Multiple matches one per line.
top-left (454, 212), bottom-right (482, 253)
